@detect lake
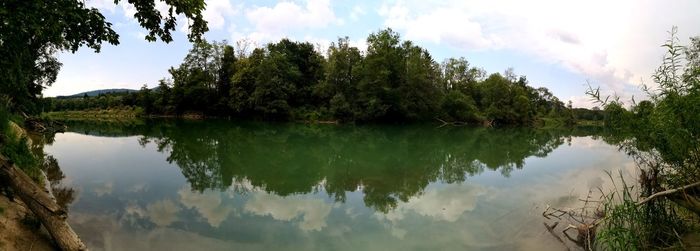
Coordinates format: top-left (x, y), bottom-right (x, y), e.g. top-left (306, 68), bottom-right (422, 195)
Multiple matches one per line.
top-left (42, 120), bottom-right (634, 250)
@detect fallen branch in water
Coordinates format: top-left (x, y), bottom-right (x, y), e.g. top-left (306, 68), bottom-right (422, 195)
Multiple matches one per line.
top-left (637, 181), bottom-right (700, 206)
top-left (542, 191), bottom-right (602, 251)
top-left (434, 117), bottom-right (469, 128)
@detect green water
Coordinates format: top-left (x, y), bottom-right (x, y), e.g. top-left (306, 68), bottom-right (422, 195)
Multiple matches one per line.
top-left (44, 120), bottom-right (633, 250)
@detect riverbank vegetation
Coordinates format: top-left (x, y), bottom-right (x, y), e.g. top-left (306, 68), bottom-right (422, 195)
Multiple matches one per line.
top-left (596, 28), bottom-right (700, 250)
top-left (43, 30), bottom-right (603, 126)
top-left (543, 28), bottom-right (700, 250)
top-left (45, 107), bottom-right (144, 119)
top-left (0, 104), bottom-right (40, 181)
top-left (3, 0), bottom-right (698, 249)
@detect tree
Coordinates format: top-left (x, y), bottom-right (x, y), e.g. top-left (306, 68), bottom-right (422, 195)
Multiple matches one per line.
top-left (441, 57), bottom-right (483, 94)
top-left (400, 41), bottom-right (442, 120)
top-left (320, 37), bottom-right (363, 120)
top-left (357, 28), bottom-right (404, 121)
top-left (229, 48), bottom-right (265, 117)
top-left (137, 85), bottom-right (154, 114)
top-left (154, 79), bottom-right (173, 114)
top-left (0, 0), bottom-right (208, 113)
top-left (441, 91), bottom-right (480, 122)
top-left (215, 45), bottom-right (237, 113)
top-left (603, 102), bottom-right (630, 130)
top-left (38, 31), bottom-right (569, 125)
top-left (168, 40), bottom-right (227, 113)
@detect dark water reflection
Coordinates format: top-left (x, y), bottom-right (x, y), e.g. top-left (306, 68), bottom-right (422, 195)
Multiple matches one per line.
top-left (45, 120), bottom-right (632, 250)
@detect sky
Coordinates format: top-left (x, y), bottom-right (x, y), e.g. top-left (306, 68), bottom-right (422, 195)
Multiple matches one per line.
top-left (46, 0), bottom-right (700, 108)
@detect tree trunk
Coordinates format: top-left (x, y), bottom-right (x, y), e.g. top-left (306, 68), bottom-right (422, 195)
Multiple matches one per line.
top-left (0, 155), bottom-right (87, 251)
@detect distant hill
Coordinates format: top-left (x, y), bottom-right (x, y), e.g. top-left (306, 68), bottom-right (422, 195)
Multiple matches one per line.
top-left (56, 88), bottom-right (138, 99)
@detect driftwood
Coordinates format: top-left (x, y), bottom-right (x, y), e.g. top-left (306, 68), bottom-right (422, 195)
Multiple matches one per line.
top-left (542, 191), bottom-right (602, 251)
top-left (24, 117), bottom-right (66, 134)
top-left (0, 154), bottom-right (87, 251)
top-left (435, 117), bottom-right (469, 128)
top-left (303, 120), bottom-right (339, 125)
top-left (435, 117), bottom-right (494, 128)
top-left (636, 181), bottom-right (700, 206)
top-left (636, 181), bottom-right (700, 216)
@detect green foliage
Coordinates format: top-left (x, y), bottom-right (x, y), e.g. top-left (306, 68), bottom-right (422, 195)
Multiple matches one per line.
top-left (597, 172), bottom-right (686, 250)
top-left (441, 91), bottom-right (481, 122)
top-left (44, 30), bottom-right (575, 125)
top-left (602, 102), bottom-right (632, 130)
top-left (1, 136), bottom-right (40, 180)
top-left (0, 105), bottom-right (40, 181)
top-left (319, 37), bottom-right (363, 120)
top-left (0, 0), bottom-right (207, 114)
top-left (589, 27), bottom-right (700, 249)
top-left (45, 107), bottom-right (143, 119)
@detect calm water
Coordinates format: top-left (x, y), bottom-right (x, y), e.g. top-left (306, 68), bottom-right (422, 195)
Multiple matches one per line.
top-left (43, 120), bottom-right (634, 250)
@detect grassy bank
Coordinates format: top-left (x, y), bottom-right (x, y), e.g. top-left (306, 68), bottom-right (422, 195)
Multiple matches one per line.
top-left (1, 107), bottom-right (40, 181)
top-left (44, 106), bottom-right (144, 120)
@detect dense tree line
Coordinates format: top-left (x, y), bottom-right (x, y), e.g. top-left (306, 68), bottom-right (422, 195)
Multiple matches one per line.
top-left (45, 29), bottom-right (592, 125)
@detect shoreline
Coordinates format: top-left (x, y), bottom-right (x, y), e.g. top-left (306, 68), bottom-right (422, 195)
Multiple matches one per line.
top-left (0, 194), bottom-right (55, 251)
top-left (44, 109), bottom-right (604, 128)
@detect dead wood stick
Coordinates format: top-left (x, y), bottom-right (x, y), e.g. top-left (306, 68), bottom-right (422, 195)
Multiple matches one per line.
top-left (637, 181), bottom-right (700, 206)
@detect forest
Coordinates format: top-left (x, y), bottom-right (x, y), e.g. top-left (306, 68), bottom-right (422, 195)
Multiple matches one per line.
top-left (43, 30), bottom-right (591, 126)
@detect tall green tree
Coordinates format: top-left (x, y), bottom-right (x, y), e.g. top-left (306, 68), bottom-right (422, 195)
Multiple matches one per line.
top-left (400, 41), bottom-right (442, 120)
top-left (320, 37), bottom-right (363, 120)
top-left (358, 29), bottom-right (405, 121)
top-left (215, 45), bottom-right (237, 113)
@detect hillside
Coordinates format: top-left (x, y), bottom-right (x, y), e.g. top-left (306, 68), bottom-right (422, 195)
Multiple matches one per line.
top-left (56, 88), bottom-right (137, 99)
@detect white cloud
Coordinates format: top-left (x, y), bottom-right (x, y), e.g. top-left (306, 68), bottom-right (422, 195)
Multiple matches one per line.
top-left (350, 5), bottom-right (367, 21)
top-left (242, 0), bottom-right (338, 44)
top-left (372, 183), bottom-right (488, 240)
top-left (179, 187), bottom-right (234, 228)
top-left (378, 0), bottom-right (700, 105)
top-left (86, 0), bottom-right (118, 13)
top-left (244, 193), bottom-right (332, 231)
top-left (377, 184), bottom-right (487, 223)
top-left (145, 199), bottom-right (180, 227)
top-left (94, 181), bottom-right (113, 197)
top-left (349, 39), bottom-right (368, 54)
top-left (203, 0), bottom-right (237, 30)
top-left (119, 2), bottom-right (138, 19)
top-left (380, 6), bottom-right (497, 50)
top-left (303, 35), bottom-right (332, 54)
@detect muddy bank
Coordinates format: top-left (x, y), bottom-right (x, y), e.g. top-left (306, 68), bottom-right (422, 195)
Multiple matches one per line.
top-left (0, 194), bottom-right (55, 251)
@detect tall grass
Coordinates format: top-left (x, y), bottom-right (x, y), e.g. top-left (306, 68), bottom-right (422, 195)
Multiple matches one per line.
top-left (597, 171), bottom-right (687, 250)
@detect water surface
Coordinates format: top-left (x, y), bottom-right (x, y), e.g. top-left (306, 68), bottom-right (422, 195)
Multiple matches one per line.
top-left (44, 120), bottom-right (634, 250)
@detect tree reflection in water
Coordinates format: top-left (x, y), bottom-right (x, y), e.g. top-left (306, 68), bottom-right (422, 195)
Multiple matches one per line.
top-left (63, 119), bottom-right (606, 213)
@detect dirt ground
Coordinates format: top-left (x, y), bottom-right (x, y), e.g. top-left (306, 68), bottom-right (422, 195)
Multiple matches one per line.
top-left (0, 194), bottom-right (55, 251)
